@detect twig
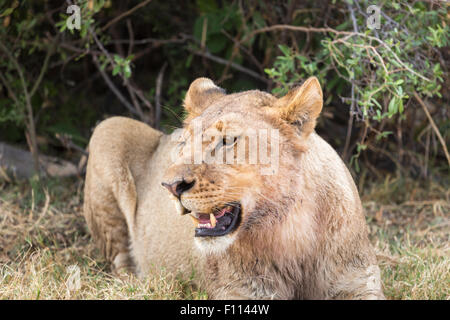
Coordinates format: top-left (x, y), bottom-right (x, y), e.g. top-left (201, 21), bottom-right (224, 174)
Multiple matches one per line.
top-left (342, 2), bottom-right (359, 161)
top-left (130, 84), bottom-right (153, 120)
top-left (108, 36), bottom-right (189, 46)
top-left (116, 22), bottom-right (146, 121)
top-left (55, 133), bottom-right (89, 156)
top-left (126, 19), bottom-right (134, 57)
top-left (347, 2), bottom-right (359, 33)
top-left (0, 41), bottom-right (40, 175)
top-left (101, 0), bottom-right (152, 32)
top-left (221, 30), bottom-right (264, 74)
top-left (0, 73), bottom-right (19, 104)
top-left (413, 92), bottom-right (450, 166)
top-left (188, 48), bottom-right (269, 84)
top-left (367, 143), bottom-right (407, 175)
top-left (424, 125), bottom-right (431, 178)
top-left (155, 62), bottom-right (168, 129)
top-left (241, 24), bottom-right (431, 82)
top-left (89, 27), bottom-right (148, 121)
top-left (59, 42), bottom-right (102, 55)
top-left (1, 35), bottom-right (58, 175)
top-left (92, 55), bottom-right (139, 117)
top-left (218, 6), bottom-right (257, 83)
top-left (30, 35), bottom-right (59, 97)
top-left (342, 83), bottom-right (355, 160)
top-left (126, 85), bottom-right (142, 118)
top-left (240, 24), bottom-right (342, 44)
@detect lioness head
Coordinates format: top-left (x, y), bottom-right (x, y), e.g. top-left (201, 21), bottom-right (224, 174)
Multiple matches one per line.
top-left (162, 77), bottom-right (322, 254)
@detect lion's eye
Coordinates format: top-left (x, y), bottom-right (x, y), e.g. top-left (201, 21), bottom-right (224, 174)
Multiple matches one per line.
top-left (222, 136), bottom-right (237, 147)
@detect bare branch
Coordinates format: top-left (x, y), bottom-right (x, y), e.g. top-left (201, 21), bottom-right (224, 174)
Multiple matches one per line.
top-left (126, 19), bottom-right (134, 57)
top-left (240, 24), bottom-right (431, 82)
top-left (0, 41), bottom-right (40, 175)
top-left (55, 133), bottom-right (89, 156)
top-left (342, 1), bottom-right (359, 161)
top-left (188, 48), bottom-right (269, 84)
top-left (0, 73), bottom-right (19, 105)
top-left (155, 62), bottom-right (168, 129)
top-left (30, 35), bottom-right (59, 97)
top-left (92, 55), bottom-right (140, 117)
top-left (414, 92), bottom-right (450, 166)
top-left (89, 27), bottom-right (150, 121)
top-left (101, 0), bottom-right (152, 32)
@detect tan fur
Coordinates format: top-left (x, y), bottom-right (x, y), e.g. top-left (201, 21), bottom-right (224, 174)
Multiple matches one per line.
top-left (83, 77), bottom-right (385, 299)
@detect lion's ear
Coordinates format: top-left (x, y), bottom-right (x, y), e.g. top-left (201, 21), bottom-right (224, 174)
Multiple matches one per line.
top-left (274, 77), bottom-right (323, 136)
top-left (184, 78), bottom-right (225, 117)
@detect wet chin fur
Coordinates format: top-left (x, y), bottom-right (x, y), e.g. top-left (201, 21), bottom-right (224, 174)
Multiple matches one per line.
top-left (194, 233), bottom-right (237, 255)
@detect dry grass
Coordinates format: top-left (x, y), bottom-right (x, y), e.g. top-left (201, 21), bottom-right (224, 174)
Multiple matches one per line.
top-left (0, 178), bottom-right (205, 299)
top-left (362, 175), bottom-right (450, 300)
top-left (0, 175), bottom-right (448, 300)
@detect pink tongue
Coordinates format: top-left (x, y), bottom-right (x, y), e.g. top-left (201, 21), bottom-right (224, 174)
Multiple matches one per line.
top-left (198, 207), bottom-right (230, 224)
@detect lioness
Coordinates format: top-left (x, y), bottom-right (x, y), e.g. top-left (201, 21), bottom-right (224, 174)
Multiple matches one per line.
top-left (83, 77), bottom-right (384, 299)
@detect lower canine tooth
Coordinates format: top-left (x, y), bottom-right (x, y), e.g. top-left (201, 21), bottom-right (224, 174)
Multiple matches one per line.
top-left (189, 215), bottom-right (199, 228)
top-left (210, 213), bottom-right (217, 228)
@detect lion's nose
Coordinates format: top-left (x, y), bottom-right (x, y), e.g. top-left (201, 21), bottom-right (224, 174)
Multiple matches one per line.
top-left (161, 179), bottom-right (195, 198)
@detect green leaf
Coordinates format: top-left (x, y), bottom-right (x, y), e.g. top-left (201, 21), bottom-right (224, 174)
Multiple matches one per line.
top-left (123, 65), bottom-right (131, 78)
top-left (278, 45), bottom-right (291, 56)
top-left (100, 59), bottom-right (109, 71)
top-left (1, 7), bottom-right (15, 17)
top-left (114, 55), bottom-right (122, 64)
top-left (196, 0), bottom-right (218, 13)
top-left (398, 98), bottom-right (404, 114)
top-left (376, 131), bottom-right (393, 141)
top-left (185, 54), bottom-right (193, 68)
top-left (388, 97), bottom-right (397, 117)
top-left (207, 34), bottom-right (227, 53)
top-left (112, 65), bottom-right (120, 76)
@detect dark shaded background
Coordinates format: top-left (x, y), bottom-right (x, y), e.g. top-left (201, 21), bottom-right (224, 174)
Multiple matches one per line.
top-left (0, 0), bottom-right (448, 184)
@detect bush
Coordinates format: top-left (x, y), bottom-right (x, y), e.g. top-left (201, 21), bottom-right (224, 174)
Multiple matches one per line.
top-left (0, 0), bottom-right (448, 179)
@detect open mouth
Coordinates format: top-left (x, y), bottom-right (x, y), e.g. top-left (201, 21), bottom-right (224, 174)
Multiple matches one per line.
top-left (188, 203), bottom-right (241, 237)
